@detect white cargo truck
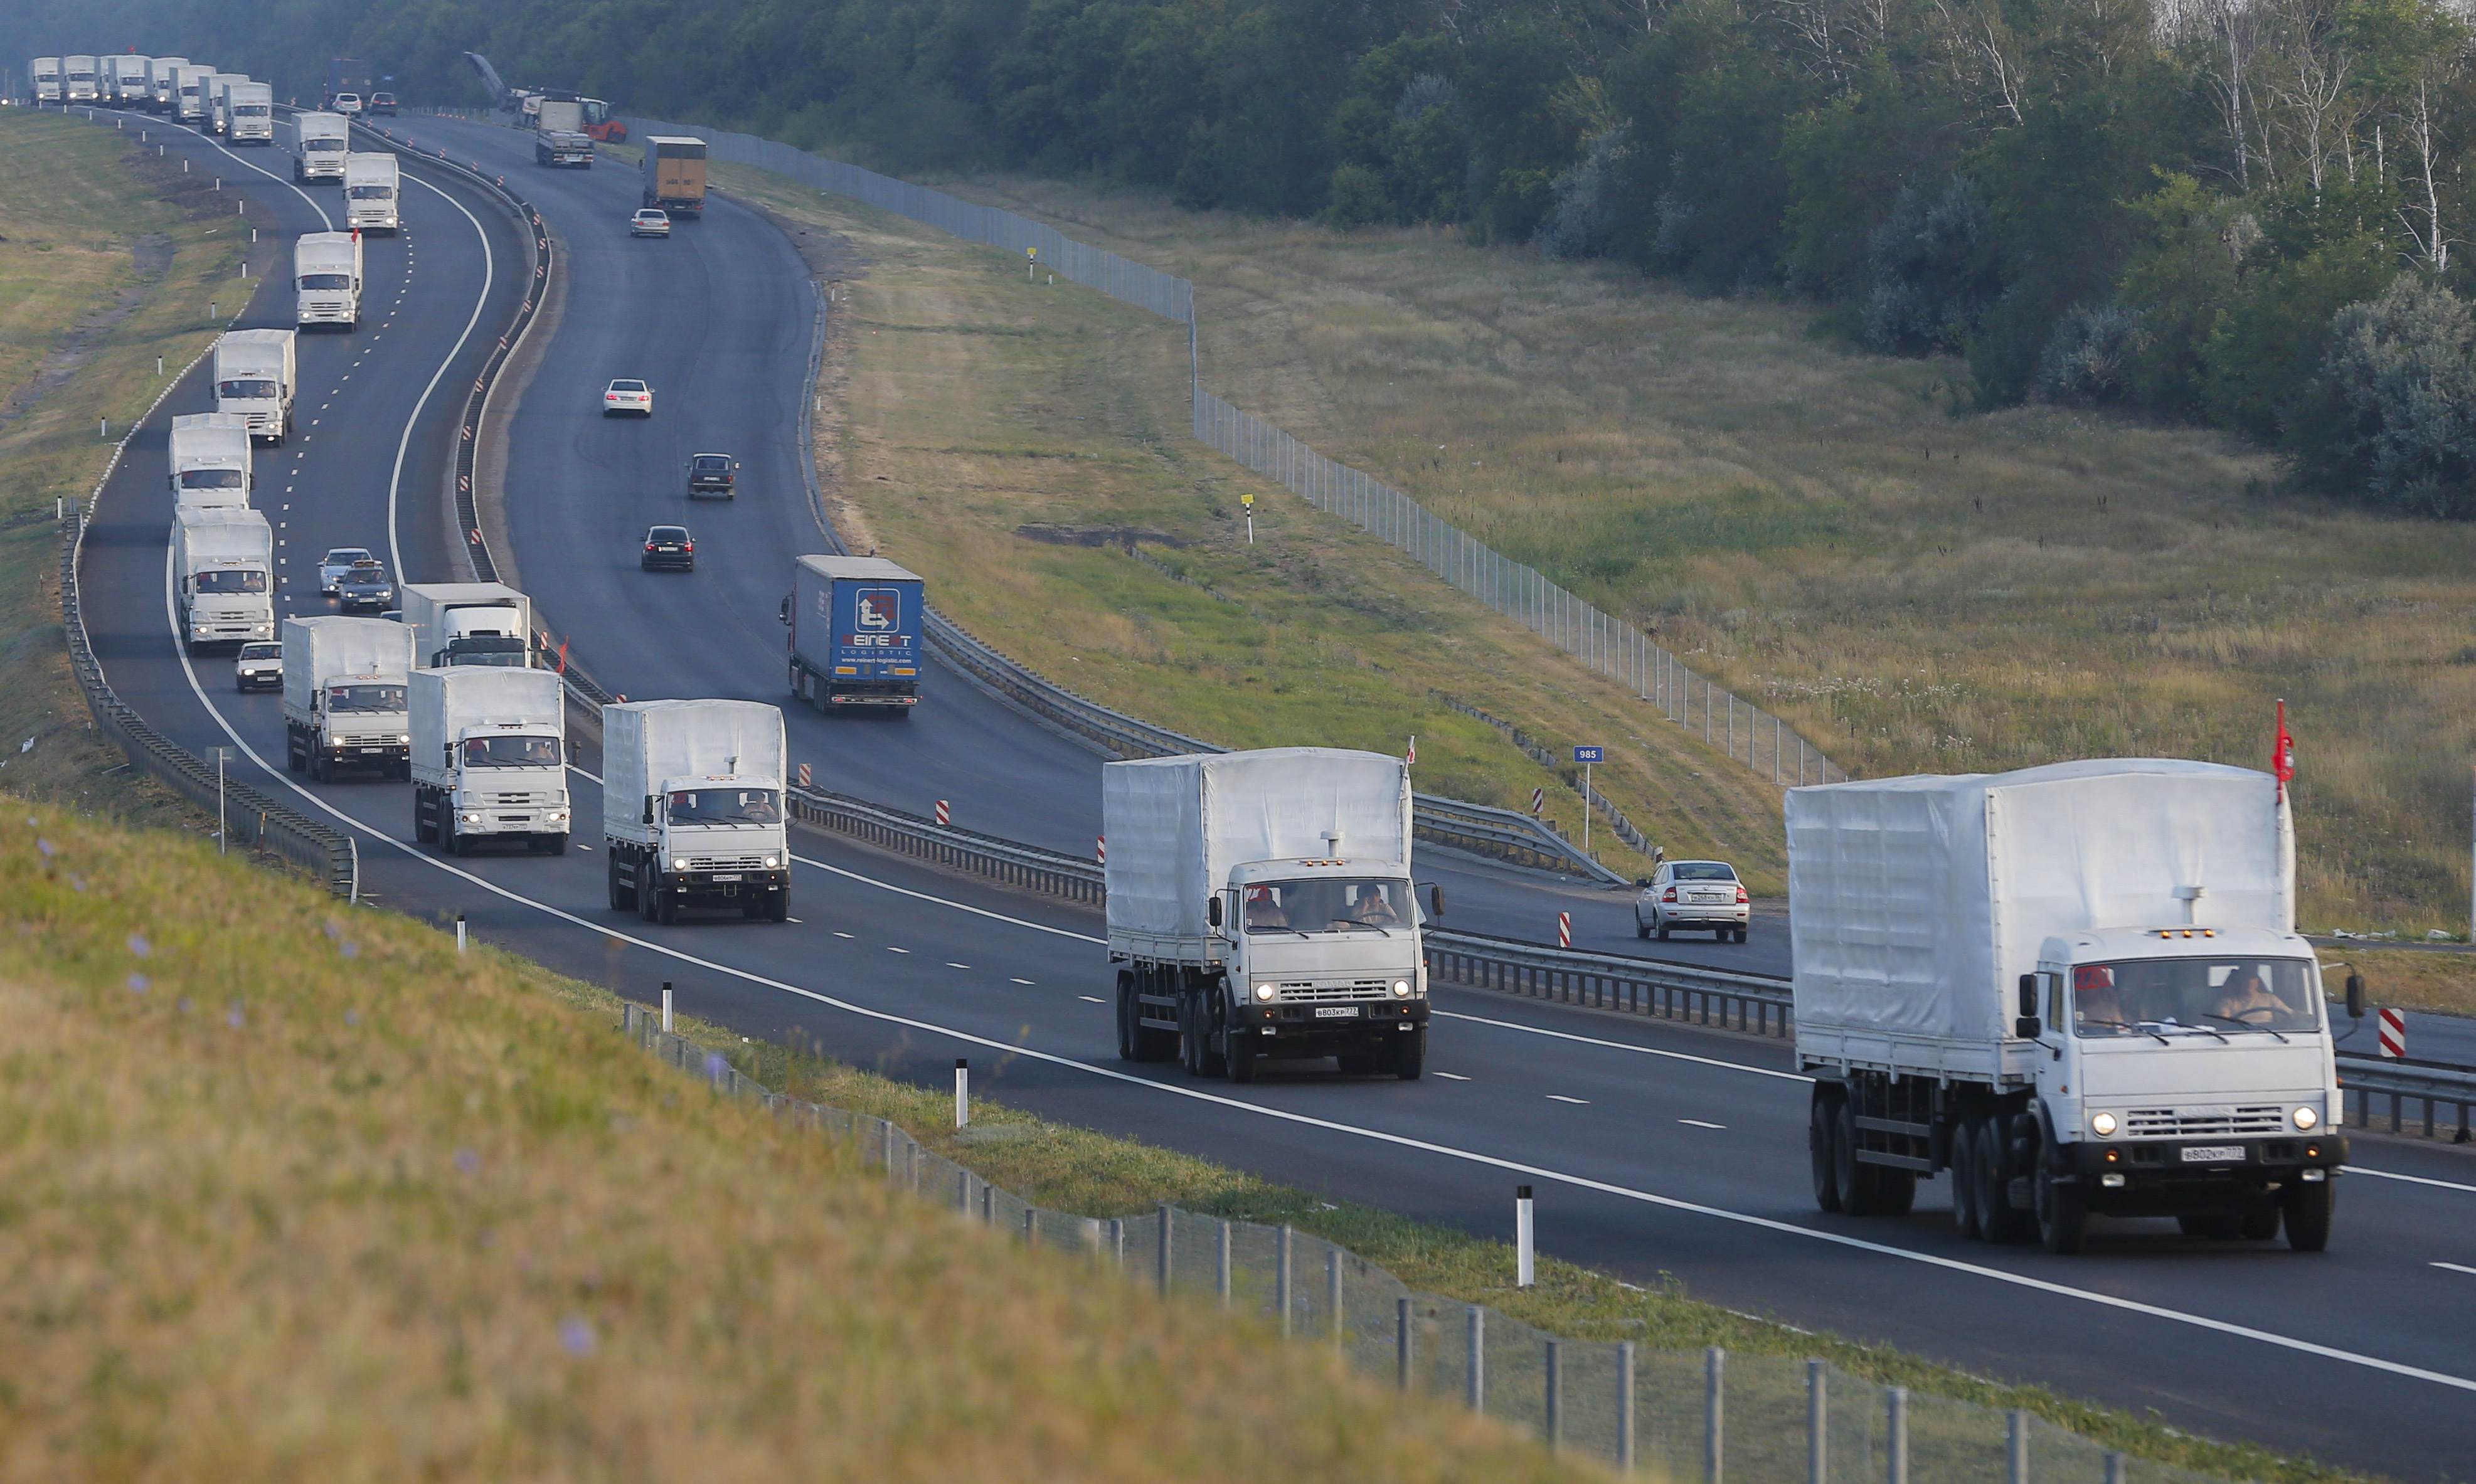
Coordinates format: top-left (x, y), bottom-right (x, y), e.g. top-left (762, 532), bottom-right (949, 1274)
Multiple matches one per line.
top-left (63, 56), bottom-right (98, 103)
top-left (293, 111), bottom-right (349, 181)
top-left (213, 328), bottom-right (295, 443)
top-left (146, 56), bottom-right (187, 112)
top-left (409, 668), bottom-right (571, 856)
top-left (206, 73), bottom-right (247, 133)
top-left (167, 411), bottom-right (252, 506)
top-left (225, 80), bottom-right (274, 144)
top-left (172, 506), bottom-right (274, 651)
top-left (344, 152), bottom-right (399, 232)
top-left (109, 55), bottom-right (151, 105)
top-left (1790, 760), bottom-right (2352, 1254)
top-left (172, 63), bottom-right (214, 123)
top-left (282, 616), bottom-right (415, 782)
top-left (294, 232), bottom-right (362, 329)
top-left (1105, 748), bottom-right (1433, 1083)
top-left (401, 583), bottom-right (534, 669)
top-left (603, 700), bottom-right (790, 924)
top-left (31, 59), bottom-right (61, 105)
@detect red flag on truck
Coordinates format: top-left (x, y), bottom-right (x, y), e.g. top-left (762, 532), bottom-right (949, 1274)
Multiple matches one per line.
top-left (2273, 699), bottom-right (2295, 798)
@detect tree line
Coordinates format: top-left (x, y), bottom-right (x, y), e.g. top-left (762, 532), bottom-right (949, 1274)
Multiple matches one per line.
top-left (14, 0), bottom-right (2476, 511)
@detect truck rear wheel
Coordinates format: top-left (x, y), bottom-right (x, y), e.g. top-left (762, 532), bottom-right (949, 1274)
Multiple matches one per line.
top-left (608, 855), bottom-right (635, 912)
top-left (285, 726), bottom-right (305, 773)
top-left (1117, 972), bottom-right (1139, 1061)
top-left (412, 790), bottom-right (435, 844)
top-left (1809, 1086), bottom-right (1844, 1213)
top-left (2283, 1179), bottom-right (2334, 1251)
top-left (1950, 1120), bottom-right (1983, 1238)
top-left (1832, 1100), bottom-right (1889, 1215)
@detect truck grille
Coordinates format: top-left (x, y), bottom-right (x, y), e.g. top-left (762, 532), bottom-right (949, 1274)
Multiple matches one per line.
top-left (2123, 1106), bottom-right (2286, 1138)
top-left (689, 855), bottom-right (767, 871)
top-left (1275, 980), bottom-right (1393, 1002)
top-left (491, 792), bottom-right (555, 805)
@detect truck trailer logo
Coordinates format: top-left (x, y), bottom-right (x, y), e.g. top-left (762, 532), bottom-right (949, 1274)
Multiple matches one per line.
top-left (855, 587), bottom-right (901, 632)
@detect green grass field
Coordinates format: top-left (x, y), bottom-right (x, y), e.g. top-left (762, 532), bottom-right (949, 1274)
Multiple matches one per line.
top-left (923, 174), bottom-right (2476, 936)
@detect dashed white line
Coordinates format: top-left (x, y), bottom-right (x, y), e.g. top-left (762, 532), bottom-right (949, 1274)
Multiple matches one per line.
top-left (832, 931), bottom-right (854, 940)
top-left (1434, 1071), bottom-right (1472, 1081)
top-left (1077, 995), bottom-right (1107, 1004)
top-left (946, 961), bottom-right (970, 969)
top-left (1679, 1118), bottom-right (1728, 1130)
top-left (1011, 977), bottom-right (1036, 985)
top-left (1547, 1094), bottom-right (1589, 1105)
top-left (886, 946), bottom-right (910, 955)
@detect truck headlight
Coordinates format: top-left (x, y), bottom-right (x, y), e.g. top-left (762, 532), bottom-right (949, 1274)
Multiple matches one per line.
top-left (545, 810), bottom-right (568, 824)
top-left (1393, 980), bottom-right (1411, 997)
top-left (2090, 1111), bottom-right (2118, 1137)
top-left (763, 854), bottom-right (781, 868)
top-left (1253, 983), bottom-right (1274, 1002)
top-left (395, 734), bottom-right (411, 744)
top-left (2292, 1106), bottom-right (2319, 1130)
top-left (670, 857), bottom-right (687, 872)
top-left (459, 811), bottom-right (482, 824)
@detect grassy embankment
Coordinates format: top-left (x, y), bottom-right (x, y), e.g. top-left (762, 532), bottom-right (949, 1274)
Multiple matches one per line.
top-left (703, 156), bottom-right (1790, 889)
top-left (0, 109), bottom-right (247, 825)
top-left (930, 176), bottom-right (2476, 940)
top-left (0, 802), bottom-right (1602, 1480)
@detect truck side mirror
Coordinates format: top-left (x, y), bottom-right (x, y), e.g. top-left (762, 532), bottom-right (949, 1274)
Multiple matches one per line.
top-left (1428, 884), bottom-right (1445, 920)
top-left (2017, 973), bottom-right (2038, 1017)
top-left (2016, 1014), bottom-right (2043, 1040)
top-left (777, 596), bottom-right (791, 626)
top-left (1206, 897), bottom-right (1222, 929)
top-left (2346, 972), bottom-right (2366, 1019)
top-left (642, 795), bottom-right (656, 825)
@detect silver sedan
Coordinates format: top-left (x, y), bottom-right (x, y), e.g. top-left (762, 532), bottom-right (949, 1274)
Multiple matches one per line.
top-left (1634, 860), bottom-right (1751, 943)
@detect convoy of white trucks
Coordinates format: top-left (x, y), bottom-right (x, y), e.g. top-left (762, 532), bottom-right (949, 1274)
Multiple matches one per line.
top-left (282, 617), bottom-right (416, 781)
top-left (409, 667), bottom-right (572, 856)
top-left (172, 506), bottom-right (275, 651)
top-left (293, 112), bottom-right (349, 182)
top-left (224, 80), bottom-right (274, 144)
top-left (109, 55), bottom-right (151, 105)
top-left (146, 56), bottom-right (187, 111)
top-left (172, 63), bottom-right (213, 123)
top-left (167, 411), bottom-right (252, 504)
top-left (1790, 760), bottom-right (2347, 1253)
top-left (294, 232), bottom-right (363, 330)
top-left (1106, 748), bottom-right (1433, 1082)
top-left (206, 72), bottom-right (247, 133)
top-left (344, 152), bottom-right (400, 232)
top-left (603, 701), bottom-right (790, 923)
top-left (212, 328), bottom-right (295, 443)
top-left (401, 583), bottom-right (534, 669)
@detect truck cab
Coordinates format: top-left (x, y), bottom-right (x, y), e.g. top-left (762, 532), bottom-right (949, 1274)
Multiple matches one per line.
top-left (31, 60), bottom-right (61, 106)
top-left (409, 669), bottom-right (570, 856)
top-left (2021, 925), bottom-right (2343, 1243)
top-left (294, 112), bottom-right (349, 182)
top-left (344, 154), bottom-right (399, 232)
top-left (1219, 857), bottom-right (1428, 1041)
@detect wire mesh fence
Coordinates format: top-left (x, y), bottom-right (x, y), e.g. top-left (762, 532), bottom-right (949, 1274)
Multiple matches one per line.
top-left (620, 1004), bottom-right (2234, 1483)
top-left (620, 115), bottom-right (1847, 791)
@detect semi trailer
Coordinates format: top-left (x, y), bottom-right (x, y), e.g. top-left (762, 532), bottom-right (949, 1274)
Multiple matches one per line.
top-left (785, 554), bottom-right (922, 712)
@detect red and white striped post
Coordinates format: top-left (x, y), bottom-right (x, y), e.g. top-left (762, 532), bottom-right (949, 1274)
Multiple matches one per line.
top-left (1096, 835), bottom-right (1107, 865)
top-left (933, 799), bottom-right (951, 827)
top-left (2378, 1007), bottom-right (2406, 1059)
top-left (1556, 911), bottom-right (1572, 948)
top-left (796, 763), bottom-right (812, 788)
top-left (1530, 788), bottom-right (1546, 817)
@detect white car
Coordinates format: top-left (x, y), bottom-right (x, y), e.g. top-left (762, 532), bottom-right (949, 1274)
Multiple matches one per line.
top-left (235, 640), bottom-right (282, 692)
top-left (1634, 859), bottom-right (1751, 943)
top-left (318, 546), bottom-right (374, 595)
top-left (602, 378), bottom-right (652, 417)
top-left (331, 92), bottom-right (362, 116)
top-left (630, 208), bottom-right (671, 238)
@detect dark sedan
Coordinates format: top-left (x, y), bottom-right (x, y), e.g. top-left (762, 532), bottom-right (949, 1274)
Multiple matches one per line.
top-left (687, 452), bottom-right (738, 498)
top-left (641, 524), bottom-right (694, 572)
top-left (336, 559), bottom-right (395, 612)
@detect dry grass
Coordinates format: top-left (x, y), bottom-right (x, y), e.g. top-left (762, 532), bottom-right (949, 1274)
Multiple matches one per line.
top-left (923, 174), bottom-right (2476, 933)
top-left (0, 798), bottom-right (1608, 1481)
top-left (0, 110), bottom-right (246, 827)
top-left (709, 159), bottom-right (1802, 891)
top-left (2331, 946), bottom-right (2476, 1019)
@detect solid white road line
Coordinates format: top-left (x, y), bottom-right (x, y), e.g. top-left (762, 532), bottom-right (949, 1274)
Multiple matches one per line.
top-left (2347, 1165), bottom-right (2476, 1195)
top-left (385, 171), bottom-right (494, 578)
top-left (2432, 1261), bottom-right (2476, 1277)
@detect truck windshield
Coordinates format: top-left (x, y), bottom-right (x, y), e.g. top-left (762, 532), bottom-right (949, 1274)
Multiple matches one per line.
top-left (193, 570), bottom-right (267, 594)
top-left (179, 469), bottom-right (244, 489)
top-left (462, 736), bottom-right (560, 767)
top-left (667, 788), bottom-right (782, 826)
top-left (444, 637), bottom-right (529, 667)
top-left (299, 273), bottom-right (353, 289)
top-left (348, 185), bottom-right (395, 199)
top-left (1243, 878), bottom-right (1415, 933)
top-left (304, 139), bottom-right (344, 151)
top-left (328, 684), bottom-right (405, 712)
top-left (218, 378), bottom-right (279, 399)
top-left (236, 105), bottom-right (269, 117)
top-left (2072, 958), bottom-right (2321, 1037)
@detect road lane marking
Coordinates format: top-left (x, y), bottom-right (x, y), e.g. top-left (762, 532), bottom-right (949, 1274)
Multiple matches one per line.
top-left (1011, 978), bottom-right (1035, 985)
top-left (1437, 1008), bottom-right (1810, 1083)
top-left (2434, 1262), bottom-right (2476, 1277)
top-left (1680, 1118), bottom-right (1728, 1130)
top-left (1547, 1094), bottom-right (1588, 1105)
top-left (886, 946), bottom-right (910, 955)
top-left (2347, 1166), bottom-right (2476, 1195)
top-left (1434, 1072), bottom-right (1472, 1081)
top-left (946, 962), bottom-right (970, 969)
top-left (832, 931), bottom-right (854, 939)
top-left (383, 169), bottom-right (494, 578)
top-left (1078, 995), bottom-right (1106, 1004)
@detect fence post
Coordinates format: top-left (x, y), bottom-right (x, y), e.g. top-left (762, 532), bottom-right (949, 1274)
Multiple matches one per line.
top-left (1108, 1217), bottom-right (1125, 1268)
top-left (1156, 1203), bottom-right (1173, 1296)
top-left (1327, 1249), bottom-right (1344, 1348)
top-left (2105, 1453), bottom-right (2126, 1484)
top-left (880, 1119), bottom-right (896, 1180)
top-left (1544, 1339), bottom-right (1562, 1452)
top-left (1808, 1360), bottom-right (1827, 1484)
top-left (1887, 1387), bottom-right (1910, 1484)
top-left (957, 1169), bottom-right (970, 1214)
top-left (1705, 1347), bottom-right (1726, 1484)
top-left (1216, 1219), bottom-right (1232, 1310)
top-left (1277, 1225), bottom-right (1292, 1338)
top-left (2006, 1409), bottom-right (2029, 1484)
top-left (1466, 1305), bottom-right (1485, 1411)
top-left (1396, 1297), bottom-right (1413, 1392)
top-left (1617, 1341), bottom-right (1636, 1473)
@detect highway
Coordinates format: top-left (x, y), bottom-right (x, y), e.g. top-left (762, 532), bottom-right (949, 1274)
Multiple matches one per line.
top-left (67, 105), bottom-right (2476, 1481)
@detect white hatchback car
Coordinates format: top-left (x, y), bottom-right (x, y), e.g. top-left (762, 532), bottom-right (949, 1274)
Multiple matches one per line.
top-left (331, 92), bottom-right (363, 117)
top-left (318, 546), bottom-right (375, 595)
top-left (629, 208), bottom-right (671, 238)
top-left (602, 378), bottom-right (652, 417)
top-left (1634, 859), bottom-right (1750, 943)
top-left (234, 640), bottom-right (282, 692)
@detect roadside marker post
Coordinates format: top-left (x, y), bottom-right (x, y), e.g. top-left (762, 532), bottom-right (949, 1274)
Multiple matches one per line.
top-left (1573, 746), bottom-right (1603, 854)
top-left (1530, 787), bottom-right (1545, 817)
top-left (454, 912), bottom-right (466, 953)
top-left (1515, 1184), bottom-right (1535, 1288)
top-left (954, 1057), bottom-right (970, 1128)
top-left (934, 798), bottom-right (950, 827)
top-left (1241, 490), bottom-right (1255, 544)
top-left (796, 762), bottom-right (812, 788)
top-left (1557, 911), bottom-right (1572, 948)
top-left (1096, 835), bottom-right (1107, 865)
top-left (660, 981), bottom-right (674, 1033)
top-left (2378, 1007), bottom-right (2406, 1059)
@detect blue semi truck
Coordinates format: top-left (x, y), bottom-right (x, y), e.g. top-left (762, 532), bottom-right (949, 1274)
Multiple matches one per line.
top-left (785, 554), bottom-right (924, 713)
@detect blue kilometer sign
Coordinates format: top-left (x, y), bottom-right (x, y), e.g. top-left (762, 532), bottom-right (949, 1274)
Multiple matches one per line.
top-left (1573, 745), bottom-right (1604, 763)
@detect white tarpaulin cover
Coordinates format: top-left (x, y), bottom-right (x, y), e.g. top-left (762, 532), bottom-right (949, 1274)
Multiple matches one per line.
top-left (410, 667), bottom-right (565, 778)
top-left (1788, 759), bottom-right (2290, 1047)
top-left (281, 615), bottom-right (415, 713)
top-left (1104, 748), bottom-right (1412, 948)
top-left (602, 700), bottom-right (786, 840)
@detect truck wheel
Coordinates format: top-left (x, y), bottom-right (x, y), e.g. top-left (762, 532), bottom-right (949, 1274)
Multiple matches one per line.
top-left (1228, 1033), bottom-right (1257, 1084)
top-left (608, 855), bottom-right (633, 913)
top-left (2036, 1167), bottom-right (2089, 1254)
top-left (308, 746), bottom-right (327, 783)
top-left (1979, 1117), bottom-right (2036, 1244)
top-left (539, 834), bottom-right (567, 857)
top-left (1874, 1167), bottom-right (1916, 1216)
top-left (2240, 1206), bottom-right (2282, 1241)
top-left (412, 793), bottom-right (432, 844)
top-left (1193, 990), bottom-right (1228, 1078)
top-left (449, 827), bottom-right (472, 858)
top-left (285, 727), bottom-right (304, 773)
top-left (1391, 1026), bottom-right (1427, 1080)
top-left (1833, 1100), bottom-right (1886, 1216)
top-left (1809, 1086), bottom-right (1844, 1213)
top-left (1117, 972), bottom-right (1139, 1061)
top-left (639, 871), bottom-right (661, 922)
top-left (1950, 1120), bottom-right (1983, 1239)
top-left (2283, 1179), bottom-right (2334, 1252)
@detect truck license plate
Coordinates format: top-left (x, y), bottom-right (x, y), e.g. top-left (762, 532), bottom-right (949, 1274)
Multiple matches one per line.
top-left (2181, 1145), bottom-right (2245, 1163)
top-left (1314, 1006), bottom-right (1358, 1019)
top-left (711, 873), bottom-right (741, 882)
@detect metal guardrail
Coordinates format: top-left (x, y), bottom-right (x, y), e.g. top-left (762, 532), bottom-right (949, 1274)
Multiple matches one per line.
top-left (1427, 928), bottom-right (1795, 1037)
top-left (2338, 1054), bottom-right (2475, 1142)
top-left (787, 787), bottom-right (1105, 905)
